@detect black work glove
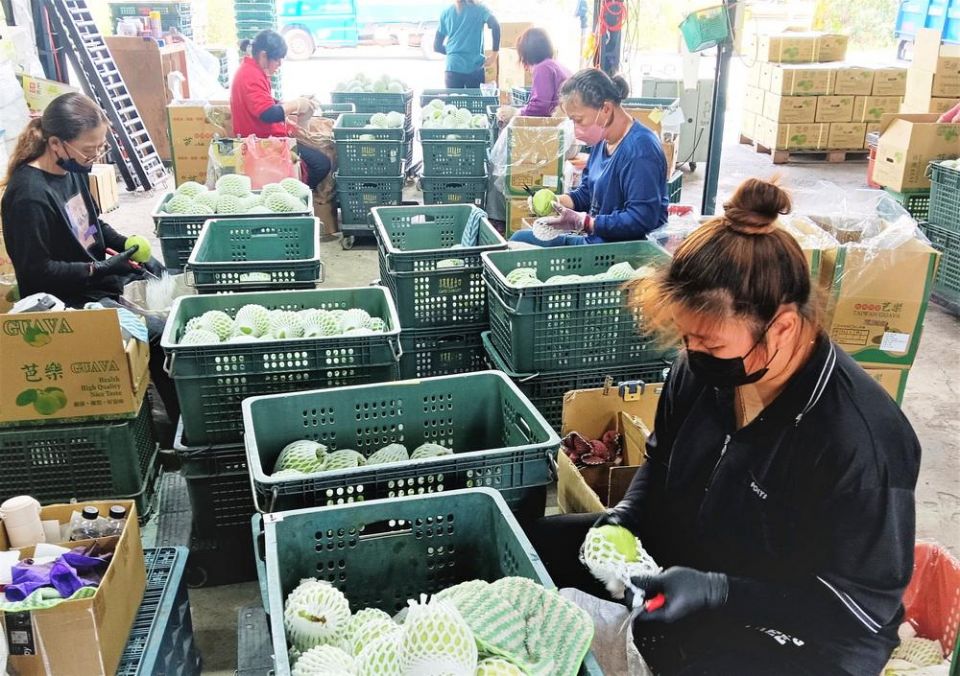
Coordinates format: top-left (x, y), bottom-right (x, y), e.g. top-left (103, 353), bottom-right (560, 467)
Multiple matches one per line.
top-left (91, 246), bottom-right (138, 278)
top-left (142, 256), bottom-right (165, 277)
top-left (629, 566), bottom-right (728, 623)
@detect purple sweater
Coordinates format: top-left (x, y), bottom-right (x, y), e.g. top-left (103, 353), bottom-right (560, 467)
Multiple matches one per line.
top-left (521, 58), bottom-right (571, 117)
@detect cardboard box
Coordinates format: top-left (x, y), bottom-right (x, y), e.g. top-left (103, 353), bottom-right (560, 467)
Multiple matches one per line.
top-left (505, 197), bottom-right (533, 238)
top-left (741, 111), bottom-right (758, 140)
top-left (866, 122), bottom-right (881, 137)
top-left (833, 67), bottom-right (875, 96)
top-left (872, 67), bottom-right (908, 96)
top-left (815, 95), bottom-right (855, 123)
top-left (0, 308), bottom-right (151, 425)
top-left (497, 47), bottom-right (532, 96)
top-left (853, 95), bottom-right (904, 122)
top-left (88, 163), bottom-right (119, 213)
top-left (744, 86), bottom-right (766, 115)
top-left (816, 34), bottom-right (849, 62)
top-left (17, 74), bottom-right (77, 114)
top-left (827, 122), bottom-right (867, 149)
top-left (913, 28), bottom-right (960, 78)
top-left (872, 114), bottom-right (960, 191)
top-left (166, 101), bottom-right (232, 187)
top-left (764, 94), bottom-right (817, 124)
top-left (820, 230), bottom-right (940, 367)
top-left (769, 64), bottom-right (835, 96)
top-left (759, 62), bottom-right (775, 91)
top-left (0, 500), bottom-right (145, 676)
top-left (504, 116), bottom-right (567, 194)
top-left (747, 62), bottom-right (763, 88)
top-left (753, 32), bottom-right (848, 63)
top-left (499, 21), bottom-right (533, 49)
top-left (905, 67), bottom-right (960, 100)
top-left (483, 50), bottom-right (498, 84)
top-left (556, 382), bottom-right (662, 514)
top-left (758, 118), bottom-right (828, 150)
top-left (505, 162), bottom-right (564, 196)
top-left (901, 87), bottom-right (957, 115)
top-left (859, 364), bottom-right (910, 406)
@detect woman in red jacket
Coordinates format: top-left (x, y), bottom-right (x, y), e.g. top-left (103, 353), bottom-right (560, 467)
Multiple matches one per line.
top-left (230, 30), bottom-right (330, 190)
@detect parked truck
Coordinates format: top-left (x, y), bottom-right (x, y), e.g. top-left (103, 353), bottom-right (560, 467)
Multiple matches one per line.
top-left (895, 0), bottom-right (960, 60)
top-left (278, 0), bottom-right (449, 59)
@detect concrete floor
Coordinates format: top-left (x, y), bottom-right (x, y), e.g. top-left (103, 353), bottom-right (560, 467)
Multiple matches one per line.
top-left (108, 134), bottom-right (960, 674)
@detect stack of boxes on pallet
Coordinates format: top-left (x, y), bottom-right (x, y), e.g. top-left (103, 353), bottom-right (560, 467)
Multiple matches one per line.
top-left (480, 242), bottom-right (675, 431)
top-left (372, 204), bottom-right (506, 380)
top-left (0, 308), bottom-right (160, 517)
top-left (419, 89), bottom-right (499, 210)
top-left (742, 31), bottom-right (907, 157)
top-left (920, 161), bottom-right (960, 313)
top-left (501, 116), bottom-right (570, 237)
top-left (902, 29), bottom-right (960, 117)
top-left (330, 89), bottom-right (414, 244)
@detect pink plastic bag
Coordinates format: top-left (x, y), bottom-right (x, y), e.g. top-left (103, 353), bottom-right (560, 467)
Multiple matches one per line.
top-left (240, 135), bottom-right (298, 189)
top-left (902, 542), bottom-right (960, 656)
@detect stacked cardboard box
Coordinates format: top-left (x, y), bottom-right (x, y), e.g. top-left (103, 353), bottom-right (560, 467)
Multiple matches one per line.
top-left (742, 31), bottom-right (908, 153)
top-left (872, 113), bottom-right (960, 192)
top-left (166, 101), bottom-right (233, 187)
top-left (902, 29), bottom-right (960, 115)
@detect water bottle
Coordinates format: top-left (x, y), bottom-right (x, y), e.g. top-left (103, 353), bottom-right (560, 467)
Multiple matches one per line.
top-left (70, 506), bottom-right (102, 541)
top-left (102, 505), bottom-right (128, 537)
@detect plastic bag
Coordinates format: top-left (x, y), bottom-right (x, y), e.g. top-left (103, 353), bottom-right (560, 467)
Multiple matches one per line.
top-left (490, 115), bottom-right (577, 197)
top-left (902, 542), bottom-right (960, 657)
top-left (239, 135), bottom-right (299, 189)
top-left (559, 588), bottom-right (653, 676)
top-left (647, 209), bottom-right (706, 254)
top-left (181, 38), bottom-right (229, 101)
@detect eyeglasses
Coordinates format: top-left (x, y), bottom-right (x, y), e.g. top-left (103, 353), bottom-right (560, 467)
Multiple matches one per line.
top-left (63, 140), bottom-right (109, 163)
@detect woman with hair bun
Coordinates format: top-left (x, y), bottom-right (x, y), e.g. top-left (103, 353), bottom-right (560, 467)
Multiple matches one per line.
top-left (525, 178), bottom-right (920, 673)
top-left (511, 67), bottom-right (668, 246)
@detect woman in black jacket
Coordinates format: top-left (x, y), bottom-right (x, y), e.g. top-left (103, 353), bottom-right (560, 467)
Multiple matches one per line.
top-left (1, 93), bottom-right (179, 431)
top-left (528, 178), bottom-right (920, 675)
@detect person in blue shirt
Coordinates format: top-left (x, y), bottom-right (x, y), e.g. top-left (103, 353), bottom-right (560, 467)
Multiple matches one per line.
top-left (511, 68), bottom-right (669, 246)
top-left (434, 0), bottom-right (500, 88)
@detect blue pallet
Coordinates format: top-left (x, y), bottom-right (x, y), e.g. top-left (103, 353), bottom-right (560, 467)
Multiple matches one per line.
top-left (117, 547), bottom-right (202, 676)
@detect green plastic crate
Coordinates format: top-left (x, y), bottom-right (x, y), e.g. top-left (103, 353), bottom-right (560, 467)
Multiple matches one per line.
top-left (318, 102), bottom-right (355, 120)
top-left (421, 174), bottom-right (488, 208)
top-left (173, 422), bottom-right (254, 537)
top-left (399, 325), bottom-right (488, 379)
top-left (330, 89), bottom-right (413, 118)
top-left (0, 398), bottom-right (159, 517)
top-left (420, 132), bottom-right (490, 176)
top-left (928, 161), bottom-right (960, 231)
top-left (482, 241), bottom-right (673, 372)
top-left (152, 191), bottom-right (313, 239)
top-left (885, 188), bottom-right (931, 222)
top-left (668, 170), bottom-right (683, 203)
top-left (372, 204), bottom-right (506, 328)
top-left (185, 217), bottom-right (322, 293)
top-left (242, 371), bottom-right (559, 512)
top-left (511, 86), bottom-right (531, 107)
top-left (420, 88), bottom-right (500, 114)
top-left (482, 332), bottom-right (671, 431)
top-left (159, 233), bottom-right (196, 272)
top-left (921, 221), bottom-right (960, 299)
top-left (257, 489), bottom-right (603, 675)
top-left (680, 5), bottom-right (730, 52)
top-left (333, 113), bottom-right (407, 174)
top-left (335, 172), bottom-right (405, 225)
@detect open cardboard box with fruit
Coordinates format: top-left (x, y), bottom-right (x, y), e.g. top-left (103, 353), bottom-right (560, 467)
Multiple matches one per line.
top-left (556, 380), bottom-right (663, 514)
top-left (0, 500), bottom-right (145, 676)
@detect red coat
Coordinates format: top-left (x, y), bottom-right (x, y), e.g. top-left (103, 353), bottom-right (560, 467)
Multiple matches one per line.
top-left (230, 57), bottom-right (287, 138)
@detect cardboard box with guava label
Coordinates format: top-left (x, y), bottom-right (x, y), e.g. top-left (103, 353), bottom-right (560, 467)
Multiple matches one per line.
top-left (820, 233), bottom-right (940, 367)
top-left (859, 364), bottom-right (910, 406)
top-left (0, 308), bottom-right (150, 426)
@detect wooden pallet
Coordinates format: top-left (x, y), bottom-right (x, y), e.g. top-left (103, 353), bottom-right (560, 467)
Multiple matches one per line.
top-left (739, 135), bottom-right (870, 165)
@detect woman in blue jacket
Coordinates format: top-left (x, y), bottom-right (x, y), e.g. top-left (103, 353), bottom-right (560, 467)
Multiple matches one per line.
top-left (511, 68), bottom-right (669, 246)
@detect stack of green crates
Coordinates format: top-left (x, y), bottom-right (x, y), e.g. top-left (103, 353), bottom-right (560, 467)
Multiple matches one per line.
top-left (480, 241), bottom-right (675, 430)
top-left (372, 204), bottom-right (507, 378)
top-left (330, 88), bottom-right (416, 171)
top-left (921, 161), bottom-right (960, 312)
top-left (233, 0), bottom-right (280, 97)
top-left (333, 113), bottom-right (407, 241)
top-left (419, 89), bottom-right (498, 208)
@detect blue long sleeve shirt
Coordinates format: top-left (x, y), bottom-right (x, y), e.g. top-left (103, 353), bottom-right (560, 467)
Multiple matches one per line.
top-left (568, 121), bottom-right (669, 242)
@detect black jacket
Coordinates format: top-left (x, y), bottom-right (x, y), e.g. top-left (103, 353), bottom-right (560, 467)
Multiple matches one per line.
top-left (613, 335), bottom-right (920, 674)
top-left (1, 164), bottom-right (130, 307)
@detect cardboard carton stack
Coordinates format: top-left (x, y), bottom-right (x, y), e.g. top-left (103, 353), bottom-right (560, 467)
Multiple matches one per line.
top-left (501, 116), bottom-right (568, 237)
top-left (901, 28), bottom-right (960, 116)
top-left (742, 31), bottom-right (907, 155)
top-left (486, 22), bottom-right (533, 104)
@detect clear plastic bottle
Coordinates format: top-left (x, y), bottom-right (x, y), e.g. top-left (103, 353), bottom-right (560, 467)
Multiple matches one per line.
top-left (102, 505), bottom-right (128, 537)
top-left (70, 506), bottom-right (102, 541)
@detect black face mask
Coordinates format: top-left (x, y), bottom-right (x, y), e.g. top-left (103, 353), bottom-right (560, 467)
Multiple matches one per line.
top-left (686, 326), bottom-right (779, 388)
top-left (56, 154), bottom-right (93, 174)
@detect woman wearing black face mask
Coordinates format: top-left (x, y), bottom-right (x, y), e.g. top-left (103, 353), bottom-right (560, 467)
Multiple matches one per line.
top-left (524, 178), bottom-right (921, 675)
top-left (1, 92), bottom-right (179, 432)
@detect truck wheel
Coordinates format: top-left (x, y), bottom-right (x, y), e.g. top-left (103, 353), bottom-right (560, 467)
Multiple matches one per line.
top-left (284, 28), bottom-right (316, 61)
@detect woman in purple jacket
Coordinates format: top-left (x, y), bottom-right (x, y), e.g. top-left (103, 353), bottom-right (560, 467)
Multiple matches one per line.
top-left (514, 28), bottom-right (571, 117)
